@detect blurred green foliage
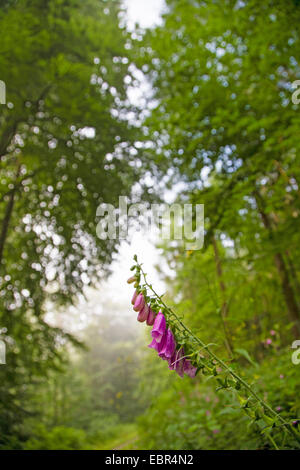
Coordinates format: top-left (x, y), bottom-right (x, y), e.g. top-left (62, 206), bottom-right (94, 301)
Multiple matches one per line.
top-left (0, 0), bottom-right (146, 447)
top-left (24, 425), bottom-right (88, 450)
top-left (136, 350), bottom-right (300, 450)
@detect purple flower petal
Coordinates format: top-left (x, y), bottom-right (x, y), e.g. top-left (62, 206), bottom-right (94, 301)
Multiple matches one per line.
top-left (168, 348), bottom-right (185, 377)
top-left (133, 293), bottom-right (145, 312)
top-left (137, 303), bottom-right (149, 323)
top-left (151, 312), bottom-right (166, 343)
top-left (148, 338), bottom-right (160, 352)
top-left (175, 348), bottom-right (185, 378)
top-left (184, 359), bottom-right (197, 378)
top-left (131, 290), bottom-right (138, 305)
top-left (158, 329), bottom-right (176, 360)
top-left (168, 351), bottom-right (176, 370)
top-left (149, 330), bottom-right (168, 354)
top-left (146, 308), bottom-right (156, 326)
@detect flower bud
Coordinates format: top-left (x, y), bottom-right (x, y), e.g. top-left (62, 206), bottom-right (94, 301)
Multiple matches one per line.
top-left (146, 308), bottom-right (156, 326)
top-left (137, 303), bottom-right (149, 322)
top-left (131, 290), bottom-right (138, 305)
top-left (133, 293), bottom-right (145, 312)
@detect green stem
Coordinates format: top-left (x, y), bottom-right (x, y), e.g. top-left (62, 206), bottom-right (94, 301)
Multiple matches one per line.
top-left (267, 433), bottom-right (279, 450)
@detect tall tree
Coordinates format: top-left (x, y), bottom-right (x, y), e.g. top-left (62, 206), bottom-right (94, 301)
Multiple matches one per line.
top-left (138, 0), bottom-right (300, 338)
top-left (0, 0), bottom-right (143, 446)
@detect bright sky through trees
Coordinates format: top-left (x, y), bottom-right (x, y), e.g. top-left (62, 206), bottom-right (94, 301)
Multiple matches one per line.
top-left (63, 0), bottom-right (167, 331)
top-left (124, 0), bottom-right (164, 29)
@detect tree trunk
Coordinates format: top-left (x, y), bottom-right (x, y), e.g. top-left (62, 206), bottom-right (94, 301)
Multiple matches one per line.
top-left (0, 165), bottom-right (20, 268)
top-left (212, 234), bottom-right (234, 356)
top-left (254, 191), bottom-right (300, 338)
top-left (285, 250), bottom-right (300, 299)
